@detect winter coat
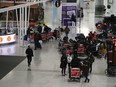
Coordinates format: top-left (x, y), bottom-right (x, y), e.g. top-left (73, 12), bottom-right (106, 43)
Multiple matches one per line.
top-left (83, 61), bottom-right (89, 76)
top-left (60, 55), bottom-right (67, 68)
top-left (71, 58), bottom-right (80, 68)
top-left (26, 47), bottom-right (33, 58)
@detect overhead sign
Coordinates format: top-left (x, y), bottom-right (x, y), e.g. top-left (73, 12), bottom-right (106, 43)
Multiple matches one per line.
top-left (62, 3), bottom-right (77, 26)
top-left (55, 0), bottom-right (61, 7)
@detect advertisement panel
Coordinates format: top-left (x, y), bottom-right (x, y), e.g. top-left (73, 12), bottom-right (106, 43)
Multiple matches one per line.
top-left (62, 3), bottom-right (77, 27)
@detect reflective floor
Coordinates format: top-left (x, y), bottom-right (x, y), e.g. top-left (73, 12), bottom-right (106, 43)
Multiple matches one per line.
top-left (0, 1), bottom-right (116, 87)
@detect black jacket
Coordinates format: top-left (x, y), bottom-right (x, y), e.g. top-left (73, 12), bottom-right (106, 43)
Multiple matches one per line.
top-left (83, 61), bottom-right (89, 75)
top-left (26, 47), bottom-right (33, 57)
top-left (71, 58), bottom-right (80, 68)
top-left (60, 55), bottom-right (67, 68)
top-left (37, 25), bottom-right (42, 33)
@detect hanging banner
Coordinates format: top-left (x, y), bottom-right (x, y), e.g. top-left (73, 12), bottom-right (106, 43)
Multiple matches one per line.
top-left (62, 3), bottom-right (77, 27)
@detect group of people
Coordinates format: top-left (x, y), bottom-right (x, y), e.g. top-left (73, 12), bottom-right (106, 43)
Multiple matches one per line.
top-left (58, 26), bottom-right (114, 82)
top-left (60, 48), bottom-right (95, 83)
top-left (25, 23), bottom-right (109, 82)
top-left (26, 23), bottom-right (52, 50)
top-left (58, 32), bottom-right (97, 83)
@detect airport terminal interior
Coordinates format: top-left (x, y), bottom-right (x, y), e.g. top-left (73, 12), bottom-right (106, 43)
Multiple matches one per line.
top-left (0, 0), bottom-right (116, 87)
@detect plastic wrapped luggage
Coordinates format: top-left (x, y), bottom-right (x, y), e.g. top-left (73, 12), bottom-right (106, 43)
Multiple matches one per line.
top-left (77, 45), bottom-right (85, 56)
top-left (68, 68), bottom-right (81, 82)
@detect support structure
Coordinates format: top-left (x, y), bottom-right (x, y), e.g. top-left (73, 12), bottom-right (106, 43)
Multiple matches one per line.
top-left (0, 0), bottom-right (47, 46)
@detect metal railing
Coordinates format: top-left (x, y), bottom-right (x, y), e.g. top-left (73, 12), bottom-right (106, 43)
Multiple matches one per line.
top-left (0, 21), bottom-right (28, 35)
top-left (0, 0), bottom-right (41, 2)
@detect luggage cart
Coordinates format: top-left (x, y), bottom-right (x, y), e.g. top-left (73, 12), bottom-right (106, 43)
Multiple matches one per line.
top-left (68, 68), bottom-right (81, 82)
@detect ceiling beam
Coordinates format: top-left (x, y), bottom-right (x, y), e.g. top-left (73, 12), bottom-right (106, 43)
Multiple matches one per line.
top-left (0, 0), bottom-right (48, 13)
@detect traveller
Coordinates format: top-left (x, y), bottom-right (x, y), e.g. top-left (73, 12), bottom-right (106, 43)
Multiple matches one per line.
top-left (34, 33), bottom-right (42, 50)
top-left (60, 54), bottom-right (67, 76)
top-left (25, 44), bottom-right (34, 68)
top-left (67, 54), bottom-right (72, 78)
top-left (87, 52), bottom-right (95, 73)
top-left (53, 28), bottom-right (58, 40)
top-left (64, 26), bottom-right (70, 36)
top-left (83, 59), bottom-right (90, 83)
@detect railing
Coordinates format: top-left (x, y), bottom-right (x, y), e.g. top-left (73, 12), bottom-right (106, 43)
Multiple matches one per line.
top-left (0, 0), bottom-right (41, 2)
top-left (0, 21), bottom-right (28, 35)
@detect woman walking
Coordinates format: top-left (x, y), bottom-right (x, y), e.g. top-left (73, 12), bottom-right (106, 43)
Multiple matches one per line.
top-left (25, 44), bottom-right (34, 68)
top-left (60, 54), bottom-right (67, 76)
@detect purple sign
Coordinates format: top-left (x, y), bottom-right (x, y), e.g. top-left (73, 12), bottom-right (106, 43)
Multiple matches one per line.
top-left (62, 4), bottom-right (77, 27)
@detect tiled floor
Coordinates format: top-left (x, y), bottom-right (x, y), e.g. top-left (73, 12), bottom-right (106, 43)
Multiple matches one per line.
top-left (0, 1), bottom-right (116, 87)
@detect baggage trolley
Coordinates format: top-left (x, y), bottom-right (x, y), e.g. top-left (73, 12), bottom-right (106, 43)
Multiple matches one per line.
top-left (68, 68), bottom-right (81, 82)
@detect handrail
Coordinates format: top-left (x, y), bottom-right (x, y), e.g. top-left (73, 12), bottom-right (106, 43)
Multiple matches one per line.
top-left (0, 0), bottom-right (48, 13)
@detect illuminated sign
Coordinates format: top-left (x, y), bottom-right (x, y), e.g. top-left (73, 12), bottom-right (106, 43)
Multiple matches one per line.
top-left (0, 34), bottom-right (16, 44)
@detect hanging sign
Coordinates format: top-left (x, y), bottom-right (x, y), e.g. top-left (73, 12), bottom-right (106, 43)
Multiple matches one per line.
top-left (55, 0), bottom-right (61, 7)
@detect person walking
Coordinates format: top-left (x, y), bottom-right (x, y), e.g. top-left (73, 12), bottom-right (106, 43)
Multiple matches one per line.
top-left (60, 54), bottom-right (67, 76)
top-left (83, 59), bottom-right (90, 83)
top-left (67, 54), bottom-right (72, 78)
top-left (64, 26), bottom-right (70, 36)
top-left (25, 44), bottom-right (34, 68)
top-left (87, 52), bottom-right (95, 73)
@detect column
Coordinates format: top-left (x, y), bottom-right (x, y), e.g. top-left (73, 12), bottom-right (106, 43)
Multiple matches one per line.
top-left (28, 6), bottom-right (30, 27)
top-left (53, 0), bottom-right (58, 28)
top-left (16, 9), bottom-right (19, 35)
top-left (25, 6), bottom-right (27, 35)
top-left (6, 11), bottom-right (8, 30)
top-left (19, 7), bottom-right (24, 46)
